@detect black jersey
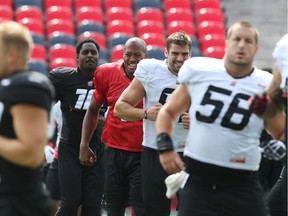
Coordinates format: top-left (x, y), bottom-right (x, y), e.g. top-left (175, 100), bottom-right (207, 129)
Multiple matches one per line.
top-left (0, 71), bottom-right (55, 194)
top-left (48, 67), bottom-right (100, 149)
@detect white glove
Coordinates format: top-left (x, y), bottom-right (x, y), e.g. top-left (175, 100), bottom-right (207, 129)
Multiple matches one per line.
top-left (44, 145), bottom-right (55, 164)
top-left (260, 140), bottom-right (286, 161)
top-left (165, 170), bottom-right (189, 199)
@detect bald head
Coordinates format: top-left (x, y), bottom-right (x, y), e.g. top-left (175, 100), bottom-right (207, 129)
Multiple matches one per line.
top-left (124, 37), bottom-right (147, 53)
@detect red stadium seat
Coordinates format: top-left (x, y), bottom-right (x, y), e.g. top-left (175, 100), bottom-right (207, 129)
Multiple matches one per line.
top-left (78, 31), bottom-right (107, 49)
top-left (30, 44), bottom-right (46, 60)
top-left (74, 0), bottom-right (102, 9)
top-left (45, 0), bottom-right (72, 8)
top-left (106, 20), bottom-right (134, 38)
top-left (76, 6), bottom-right (104, 24)
top-left (136, 20), bottom-right (165, 36)
top-left (0, 0), bottom-right (12, 7)
top-left (18, 18), bottom-right (44, 35)
top-left (200, 33), bottom-right (226, 51)
top-left (197, 21), bottom-right (226, 38)
top-left (167, 21), bottom-right (196, 37)
top-left (46, 6), bottom-right (73, 22)
top-left (49, 44), bottom-right (76, 61)
top-left (140, 33), bottom-right (166, 48)
top-left (136, 7), bottom-right (164, 23)
top-left (196, 8), bottom-right (224, 24)
top-left (105, 0), bottom-right (132, 10)
top-left (166, 7), bottom-right (194, 24)
top-left (47, 19), bottom-right (74, 37)
top-left (202, 46), bottom-right (225, 59)
top-left (194, 0), bottom-right (222, 11)
top-left (106, 7), bottom-right (133, 23)
top-left (110, 45), bottom-right (125, 62)
top-left (163, 0), bottom-right (191, 11)
top-left (15, 5), bottom-right (42, 21)
top-left (0, 6), bottom-right (13, 21)
top-left (49, 58), bottom-right (77, 71)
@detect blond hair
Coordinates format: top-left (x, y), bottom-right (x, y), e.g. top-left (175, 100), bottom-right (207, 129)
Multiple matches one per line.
top-left (227, 21), bottom-right (259, 44)
top-left (0, 21), bottom-right (33, 65)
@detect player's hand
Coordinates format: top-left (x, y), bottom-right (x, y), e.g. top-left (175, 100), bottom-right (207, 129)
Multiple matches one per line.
top-left (260, 140), bottom-right (286, 161)
top-left (79, 145), bottom-right (96, 166)
top-left (248, 93), bottom-right (268, 115)
top-left (159, 150), bottom-right (185, 174)
top-left (180, 112), bottom-right (190, 129)
top-left (44, 145), bottom-right (55, 164)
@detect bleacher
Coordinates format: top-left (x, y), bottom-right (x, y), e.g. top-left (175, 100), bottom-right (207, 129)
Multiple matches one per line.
top-left (0, 0), bottom-right (227, 77)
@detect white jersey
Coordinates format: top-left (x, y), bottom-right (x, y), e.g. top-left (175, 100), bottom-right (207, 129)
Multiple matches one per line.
top-left (51, 101), bottom-right (63, 147)
top-left (178, 57), bottom-right (273, 171)
top-left (135, 58), bottom-right (188, 151)
top-left (272, 33), bottom-right (288, 88)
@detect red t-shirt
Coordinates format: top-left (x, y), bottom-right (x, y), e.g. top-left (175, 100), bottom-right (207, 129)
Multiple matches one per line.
top-left (93, 60), bottom-right (143, 152)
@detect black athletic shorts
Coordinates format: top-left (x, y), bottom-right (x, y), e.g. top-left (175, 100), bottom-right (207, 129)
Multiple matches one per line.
top-left (46, 159), bottom-right (60, 200)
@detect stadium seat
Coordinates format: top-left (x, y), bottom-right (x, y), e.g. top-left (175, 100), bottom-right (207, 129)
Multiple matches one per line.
top-left (105, 0), bottom-right (132, 10)
top-left (202, 46), bottom-right (225, 59)
top-left (0, 0), bottom-right (12, 7)
top-left (200, 33), bottom-right (226, 51)
top-left (163, 0), bottom-right (191, 11)
top-left (48, 32), bottom-right (75, 47)
top-left (99, 49), bottom-right (109, 62)
top-left (191, 36), bottom-right (200, 49)
top-left (166, 7), bottom-right (194, 24)
top-left (194, 0), bottom-right (222, 11)
top-left (140, 33), bottom-right (166, 48)
top-left (14, 0), bottom-right (42, 9)
top-left (30, 44), bottom-right (46, 60)
top-left (15, 5), bottom-right (43, 21)
top-left (45, 0), bottom-right (72, 8)
top-left (136, 20), bottom-right (165, 36)
top-left (99, 58), bottom-right (108, 65)
top-left (18, 18), bottom-right (44, 36)
top-left (106, 7), bottom-right (134, 23)
top-left (196, 8), bottom-right (225, 24)
top-left (197, 21), bottom-right (226, 38)
top-left (77, 20), bottom-right (105, 36)
top-left (108, 33), bottom-right (131, 49)
top-left (191, 47), bottom-right (202, 57)
top-left (78, 31), bottom-right (107, 49)
top-left (46, 6), bottom-right (73, 22)
top-left (49, 58), bottom-right (77, 71)
top-left (110, 45), bottom-right (125, 62)
top-left (167, 21), bottom-right (196, 37)
top-left (31, 33), bottom-right (45, 45)
top-left (47, 19), bottom-right (74, 37)
top-left (49, 44), bottom-right (76, 61)
top-left (76, 6), bottom-right (104, 24)
top-left (106, 20), bottom-right (134, 38)
top-left (134, 0), bottom-right (162, 11)
top-left (135, 7), bottom-right (164, 23)
top-left (147, 46), bottom-right (165, 60)
top-left (0, 6), bottom-right (13, 21)
top-left (74, 0), bottom-right (102, 9)
top-left (29, 60), bottom-right (48, 75)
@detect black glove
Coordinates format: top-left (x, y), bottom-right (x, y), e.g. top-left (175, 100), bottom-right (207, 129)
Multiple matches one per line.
top-left (260, 140), bottom-right (286, 161)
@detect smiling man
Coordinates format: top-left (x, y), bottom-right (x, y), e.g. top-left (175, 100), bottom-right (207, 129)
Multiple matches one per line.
top-left (80, 37), bottom-right (147, 216)
top-left (48, 38), bottom-right (105, 216)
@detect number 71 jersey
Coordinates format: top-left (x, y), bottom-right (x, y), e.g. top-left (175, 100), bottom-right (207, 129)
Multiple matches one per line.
top-left (178, 57), bottom-right (273, 171)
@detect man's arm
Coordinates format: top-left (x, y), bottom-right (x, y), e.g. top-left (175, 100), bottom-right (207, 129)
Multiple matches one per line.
top-left (114, 78), bottom-right (147, 121)
top-left (264, 110), bottom-right (286, 141)
top-left (156, 84), bottom-right (190, 174)
top-left (79, 96), bottom-right (101, 166)
top-left (0, 104), bottom-right (48, 168)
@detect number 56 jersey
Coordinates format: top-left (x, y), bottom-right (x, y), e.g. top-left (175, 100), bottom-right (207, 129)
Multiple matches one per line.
top-left (179, 57), bottom-right (273, 171)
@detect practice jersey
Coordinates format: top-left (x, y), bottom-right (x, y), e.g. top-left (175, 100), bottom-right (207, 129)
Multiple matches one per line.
top-left (135, 58), bottom-right (188, 152)
top-left (93, 61), bottom-right (143, 152)
top-left (179, 57), bottom-right (273, 171)
top-left (48, 67), bottom-right (100, 148)
top-left (272, 33), bottom-right (288, 88)
top-left (0, 71), bottom-right (55, 194)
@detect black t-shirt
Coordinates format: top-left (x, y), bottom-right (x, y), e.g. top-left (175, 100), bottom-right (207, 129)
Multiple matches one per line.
top-left (48, 67), bottom-right (100, 149)
top-left (0, 71), bottom-right (55, 194)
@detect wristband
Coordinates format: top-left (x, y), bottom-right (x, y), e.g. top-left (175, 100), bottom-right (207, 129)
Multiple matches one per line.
top-left (156, 132), bottom-right (174, 153)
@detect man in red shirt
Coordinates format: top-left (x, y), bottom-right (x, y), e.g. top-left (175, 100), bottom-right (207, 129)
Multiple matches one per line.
top-left (80, 37), bottom-right (147, 216)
